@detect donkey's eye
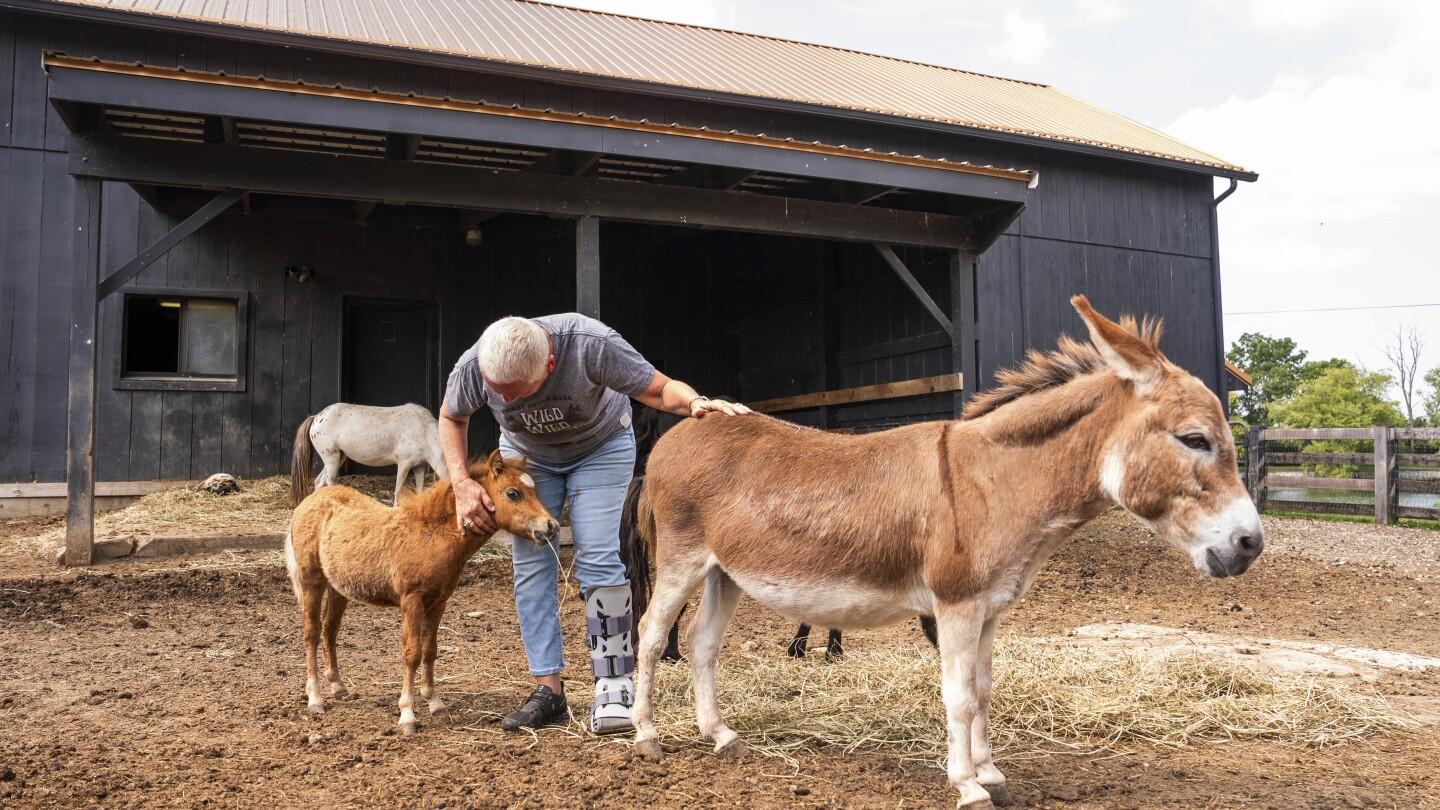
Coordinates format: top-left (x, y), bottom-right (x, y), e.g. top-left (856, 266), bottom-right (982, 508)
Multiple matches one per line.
top-left (1178, 434), bottom-right (1211, 452)
top-left (505, 488), bottom-right (522, 503)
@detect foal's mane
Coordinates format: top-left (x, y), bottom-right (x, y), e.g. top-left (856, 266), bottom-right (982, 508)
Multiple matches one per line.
top-left (394, 456), bottom-right (526, 528)
top-left (962, 314), bottom-right (1163, 421)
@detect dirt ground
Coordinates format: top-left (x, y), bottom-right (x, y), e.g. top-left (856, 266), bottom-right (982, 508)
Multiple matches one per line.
top-left (1, 510), bottom-right (1438, 809)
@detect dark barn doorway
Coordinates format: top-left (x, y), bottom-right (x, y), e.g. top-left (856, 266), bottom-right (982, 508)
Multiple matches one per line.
top-left (342, 297), bottom-right (439, 411)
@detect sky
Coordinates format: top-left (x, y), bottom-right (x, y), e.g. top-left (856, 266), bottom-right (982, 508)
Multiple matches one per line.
top-left (550, 0), bottom-right (1440, 398)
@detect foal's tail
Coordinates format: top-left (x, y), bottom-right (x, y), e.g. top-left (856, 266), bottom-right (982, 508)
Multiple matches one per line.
top-left (619, 476), bottom-right (657, 622)
top-left (290, 414), bottom-right (316, 507)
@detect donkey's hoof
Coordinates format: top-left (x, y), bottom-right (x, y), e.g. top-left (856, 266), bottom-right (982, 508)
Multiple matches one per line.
top-left (330, 685), bottom-right (349, 699)
top-left (982, 782), bottom-right (1012, 807)
top-left (430, 705), bottom-right (451, 721)
top-left (307, 703), bottom-right (325, 718)
top-left (399, 720), bottom-right (418, 736)
top-left (714, 736), bottom-right (748, 759)
top-left (634, 739), bottom-right (665, 762)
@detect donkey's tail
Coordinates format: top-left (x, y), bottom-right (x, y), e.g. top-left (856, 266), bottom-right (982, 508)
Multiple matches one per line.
top-left (290, 414), bottom-right (316, 506)
top-left (619, 476), bottom-right (656, 622)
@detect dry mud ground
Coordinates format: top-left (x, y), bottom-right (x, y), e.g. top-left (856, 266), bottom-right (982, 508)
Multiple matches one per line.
top-left (1, 512), bottom-right (1437, 809)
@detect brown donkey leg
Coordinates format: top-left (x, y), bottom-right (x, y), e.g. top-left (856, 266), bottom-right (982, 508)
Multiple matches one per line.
top-left (397, 593), bottom-right (425, 735)
top-left (420, 599), bottom-right (450, 721)
top-left (300, 585), bottom-right (327, 716)
top-left (321, 587), bottom-right (350, 698)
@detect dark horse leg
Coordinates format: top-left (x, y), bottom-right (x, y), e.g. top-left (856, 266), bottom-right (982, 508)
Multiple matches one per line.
top-left (662, 606), bottom-right (685, 662)
top-left (825, 628), bottom-right (844, 658)
top-left (787, 624), bottom-right (813, 658)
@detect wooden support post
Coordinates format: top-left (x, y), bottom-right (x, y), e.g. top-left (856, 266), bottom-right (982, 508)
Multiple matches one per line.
top-left (1374, 426), bottom-right (1396, 525)
top-left (1246, 427), bottom-right (1268, 511)
top-left (576, 216), bottom-right (600, 318)
top-left (813, 264), bottom-right (836, 428)
top-left (949, 251), bottom-right (977, 416)
top-left (65, 177), bottom-right (103, 566)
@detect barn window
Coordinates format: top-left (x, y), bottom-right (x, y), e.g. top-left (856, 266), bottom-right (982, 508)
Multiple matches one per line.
top-left (116, 290), bottom-right (247, 391)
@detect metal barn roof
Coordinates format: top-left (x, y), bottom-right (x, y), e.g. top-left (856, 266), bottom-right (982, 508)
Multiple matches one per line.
top-left (26, 0), bottom-right (1250, 177)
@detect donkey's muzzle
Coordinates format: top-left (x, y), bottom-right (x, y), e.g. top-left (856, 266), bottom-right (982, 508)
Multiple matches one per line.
top-left (1204, 527), bottom-right (1264, 577)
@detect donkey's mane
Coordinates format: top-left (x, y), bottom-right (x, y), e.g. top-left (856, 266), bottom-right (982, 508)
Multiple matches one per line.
top-left (962, 314), bottom-right (1163, 421)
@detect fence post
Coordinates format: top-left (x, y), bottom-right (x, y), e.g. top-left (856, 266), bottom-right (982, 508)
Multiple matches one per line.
top-left (1246, 427), bottom-right (1267, 511)
top-left (1373, 427), bottom-right (1396, 524)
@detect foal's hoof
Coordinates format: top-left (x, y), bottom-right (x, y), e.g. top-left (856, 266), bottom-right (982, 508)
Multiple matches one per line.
top-left (634, 739), bottom-right (665, 762)
top-left (307, 703), bottom-right (325, 718)
top-left (956, 799), bottom-right (994, 810)
top-left (983, 783), bottom-right (1013, 807)
top-left (399, 721), bottom-right (418, 736)
top-left (714, 737), bottom-right (748, 759)
top-left (430, 705), bottom-right (451, 722)
top-left (330, 685), bottom-right (349, 699)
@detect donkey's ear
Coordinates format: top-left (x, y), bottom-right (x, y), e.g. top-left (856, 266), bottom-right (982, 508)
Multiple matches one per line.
top-left (486, 448), bottom-right (506, 479)
top-left (1071, 295), bottom-right (1162, 386)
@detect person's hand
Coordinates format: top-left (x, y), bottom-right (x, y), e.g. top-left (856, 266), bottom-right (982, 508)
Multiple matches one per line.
top-left (690, 397), bottom-right (752, 418)
top-left (453, 477), bottom-right (496, 534)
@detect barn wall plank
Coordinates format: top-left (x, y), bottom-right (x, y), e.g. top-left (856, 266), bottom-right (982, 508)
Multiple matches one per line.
top-left (95, 182), bottom-right (140, 481)
top-left (32, 151), bottom-right (73, 481)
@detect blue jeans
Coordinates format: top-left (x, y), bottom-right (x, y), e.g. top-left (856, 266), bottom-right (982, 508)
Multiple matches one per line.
top-left (499, 427), bottom-right (635, 676)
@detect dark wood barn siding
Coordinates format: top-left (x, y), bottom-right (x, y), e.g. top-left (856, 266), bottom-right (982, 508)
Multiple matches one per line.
top-left (0, 11), bottom-right (1225, 480)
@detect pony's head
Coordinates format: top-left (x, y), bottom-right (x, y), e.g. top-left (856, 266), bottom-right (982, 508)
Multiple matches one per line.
top-left (1072, 295), bottom-right (1263, 578)
top-left (472, 450), bottom-right (559, 545)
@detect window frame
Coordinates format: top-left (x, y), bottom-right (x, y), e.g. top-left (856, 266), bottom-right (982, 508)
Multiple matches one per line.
top-left (113, 287), bottom-right (249, 392)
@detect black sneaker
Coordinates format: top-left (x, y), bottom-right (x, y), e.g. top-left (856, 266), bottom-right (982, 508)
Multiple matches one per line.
top-left (500, 685), bottom-right (567, 731)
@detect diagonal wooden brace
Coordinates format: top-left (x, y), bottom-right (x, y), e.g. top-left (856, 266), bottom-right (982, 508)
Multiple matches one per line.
top-left (95, 188), bottom-right (247, 301)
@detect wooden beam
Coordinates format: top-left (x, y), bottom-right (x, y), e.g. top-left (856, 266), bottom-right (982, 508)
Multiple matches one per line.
top-left (1263, 475), bottom-right (1376, 492)
top-left (202, 115), bottom-right (237, 144)
top-left (95, 188), bottom-right (247, 301)
top-left (71, 136), bottom-right (983, 249)
top-left (65, 177), bottom-right (103, 566)
top-left (576, 216), bottom-right (600, 318)
top-left (749, 373), bottom-right (963, 413)
top-left (1374, 426), bottom-right (1396, 525)
top-left (874, 245), bottom-right (953, 338)
top-left (525, 149), bottom-right (600, 176)
top-left (353, 199), bottom-right (379, 224)
top-left (3, 480), bottom-right (201, 498)
top-left (385, 133), bottom-right (420, 160)
top-left (950, 251), bottom-right (978, 415)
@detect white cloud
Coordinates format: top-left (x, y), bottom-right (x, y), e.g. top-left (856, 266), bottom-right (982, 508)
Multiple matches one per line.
top-left (986, 9), bottom-right (1055, 66)
top-left (1073, 0), bottom-right (1127, 24)
top-left (1170, 3), bottom-right (1440, 378)
top-left (542, 0), bottom-right (737, 27)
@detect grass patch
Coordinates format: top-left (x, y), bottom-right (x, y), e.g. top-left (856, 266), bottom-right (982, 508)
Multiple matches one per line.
top-left (1267, 511), bottom-right (1440, 532)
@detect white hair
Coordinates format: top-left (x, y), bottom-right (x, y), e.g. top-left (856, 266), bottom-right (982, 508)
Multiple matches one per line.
top-left (477, 317), bottom-right (549, 384)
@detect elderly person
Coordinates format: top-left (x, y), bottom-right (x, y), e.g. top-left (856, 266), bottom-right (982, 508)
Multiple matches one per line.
top-left (440, 313), bottom-right (749, 734)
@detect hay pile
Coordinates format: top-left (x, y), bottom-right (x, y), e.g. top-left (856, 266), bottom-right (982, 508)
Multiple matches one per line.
top-left (648, 639), bottom-right (1409, 766)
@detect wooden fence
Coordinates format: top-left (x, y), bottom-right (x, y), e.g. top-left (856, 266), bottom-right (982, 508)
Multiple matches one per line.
top-left (1243, 427), bottom-right (1440, 523)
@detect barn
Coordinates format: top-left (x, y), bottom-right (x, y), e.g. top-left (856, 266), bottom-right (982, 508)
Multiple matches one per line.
top-left (0, 0), bottom-right (1255, 563)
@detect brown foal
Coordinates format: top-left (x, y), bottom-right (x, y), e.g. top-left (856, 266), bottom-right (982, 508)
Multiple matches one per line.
top-left (286, 449), bottom-right (559, 735)
top-left (631, 296), bottom-right (1264, 808)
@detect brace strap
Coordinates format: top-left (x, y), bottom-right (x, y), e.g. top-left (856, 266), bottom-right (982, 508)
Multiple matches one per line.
top-left (594, 688), bottom-right (632, 708)
top-left (586, 614), bottom-right (633, 637)
top-left (591, 653), bottom-right (635, 678)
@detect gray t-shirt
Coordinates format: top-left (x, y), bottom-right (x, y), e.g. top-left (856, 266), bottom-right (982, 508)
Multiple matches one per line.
top-left (444, 313), bottom-right (656, 466)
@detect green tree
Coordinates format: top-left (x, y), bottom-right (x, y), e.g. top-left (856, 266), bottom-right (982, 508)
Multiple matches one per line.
top-left (1271, 366), bottom-right (1407, 477)
top-left (1226, 332), bottom-right (1308, 425)
top-left (1424, 367), bottom-right (1440, 427)
top-left (1300, 357), bottom-right (1353, 382)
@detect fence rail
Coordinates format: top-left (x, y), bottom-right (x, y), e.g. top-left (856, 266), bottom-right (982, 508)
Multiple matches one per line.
top-left (1243, 426), bottom-right (1439, 524)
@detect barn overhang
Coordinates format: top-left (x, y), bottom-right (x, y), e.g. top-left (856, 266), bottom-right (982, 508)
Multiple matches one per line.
top-left (46, 56), bottom-right (1032, 252)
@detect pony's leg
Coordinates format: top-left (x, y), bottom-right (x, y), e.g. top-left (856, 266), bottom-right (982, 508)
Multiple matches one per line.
top-left (397, 594), bottom-right (425, 735)
top-left (412, 465), bottom-right (427, 493)
top-left (300, 585), bottom-right (327, 716)
top-left (970, 616), bottom-right (1010, 806)
top-left (787, 624), bottom-right (812, 658)
top-left (688, 569), bottom-right (744, 757)
top-left (632, 547), bottom-right (712, 762)
top-left (420, 599), bottom-right (449, 720)
top-left (935, 600), bottom-right (992, 809)
top-left (393, 463), bottom-right (411, 505)
top-left (315, 447), bottom-right (343, 490)
top-left (321, 586), bottom-right (349, 698)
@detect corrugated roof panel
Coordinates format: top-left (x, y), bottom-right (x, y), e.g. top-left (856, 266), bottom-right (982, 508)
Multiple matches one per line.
top-left (37, 0), bottom-right (1249, 174)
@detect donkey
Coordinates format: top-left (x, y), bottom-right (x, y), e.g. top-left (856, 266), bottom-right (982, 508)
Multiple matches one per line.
top-left (630, 296), bottom-right (1263, 809)
top-left (291, 402), bottom-right (448, 506)
top-left (285, 449), bottom-right (559, 735)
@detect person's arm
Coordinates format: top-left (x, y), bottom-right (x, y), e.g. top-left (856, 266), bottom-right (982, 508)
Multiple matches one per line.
top-left (633, 370), bottom-right (752, 418)
top-left (438, 403), bottom-right (496, 533)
